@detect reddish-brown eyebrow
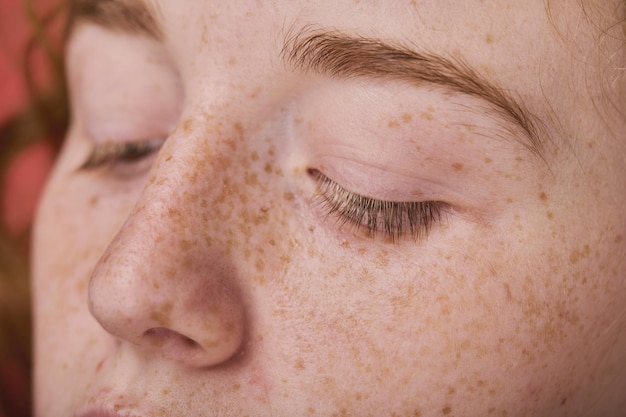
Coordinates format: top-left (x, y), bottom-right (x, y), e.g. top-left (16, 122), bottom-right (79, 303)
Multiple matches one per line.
top-left (282, 29), bottom-right (547, 160)
top-left (67, 0), bottom-right (162, 40)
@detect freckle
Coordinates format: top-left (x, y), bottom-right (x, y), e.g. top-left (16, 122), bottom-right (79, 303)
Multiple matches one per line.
top-left (402, 113), bottom-right (413, 123)
top-left (295, 358), bottom-right (305, 370)
top-left (89, 195), bottom-right (99, 206)
top-left (539, 192), bottom-right (548, 202)
top-left (180, 239), bottom-right (192, 251)
top-left (228, 57), bottom-right (237, 66)
top-left (442, 406), bottom-right (452, 415)
top-left (251, 151), bottom-right (259, 161)
top-left (245, 172), bottom-right (259, 186)
top-left (485, 34), bottom-right (494, 43)
top-left (264, 163), bottom-right (273, 173)
top-left (547, 211), bottom-right (554, 220)
top-left (615, 235), bottom-right (623, 243)
top-left (452, 163), bottom-right (463, 171)
top-left (420, 111), bottom-right (434, 121)
top-left (255, 259), bottom-right (265, 272)
top-left (484, 157), bottom-right (493, 163)
top-left (388, 119), bottom-right (399, 128)
top-left (283, 192), bottom-right (294, 202)
top-left (182, 118), bottom-right (194, 133)
top-left (165, 155), bottom-right (172, 162)
top-left (506, 198), bottom-right (514, 204)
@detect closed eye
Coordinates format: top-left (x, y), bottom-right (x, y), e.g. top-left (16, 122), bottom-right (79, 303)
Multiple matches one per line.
top-left (309, 168), bottom-right (449, 243)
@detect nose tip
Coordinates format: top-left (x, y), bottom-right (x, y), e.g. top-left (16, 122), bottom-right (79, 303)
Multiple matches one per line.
top-left (87, 218), bottom-right (248, 368)
top-left (88, 269), bottom-right (247, 368)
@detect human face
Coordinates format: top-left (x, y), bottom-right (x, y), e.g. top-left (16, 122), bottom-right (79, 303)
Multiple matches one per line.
top-left (32, 0), bottom-right (626, 416)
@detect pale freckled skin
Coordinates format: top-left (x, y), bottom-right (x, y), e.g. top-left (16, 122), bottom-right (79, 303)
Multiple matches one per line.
top-left (31, 1), bottom-right (626, 417)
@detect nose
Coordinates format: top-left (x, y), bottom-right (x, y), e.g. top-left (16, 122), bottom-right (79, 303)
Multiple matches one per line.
top-left (88, 138), bottom-right (247, 368)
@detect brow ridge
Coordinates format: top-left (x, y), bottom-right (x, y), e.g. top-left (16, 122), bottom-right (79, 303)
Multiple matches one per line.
top-left (282, 29), bottom-right (545, 159)
top-left (68, 0), bottom-right (162, 40)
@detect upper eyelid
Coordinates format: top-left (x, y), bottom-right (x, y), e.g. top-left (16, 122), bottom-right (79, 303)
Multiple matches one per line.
top-left (78, 138), bottom-right (165, 171)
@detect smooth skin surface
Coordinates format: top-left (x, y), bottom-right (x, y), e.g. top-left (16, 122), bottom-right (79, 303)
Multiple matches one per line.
top-left (33, 1), bottom-right (626, 416)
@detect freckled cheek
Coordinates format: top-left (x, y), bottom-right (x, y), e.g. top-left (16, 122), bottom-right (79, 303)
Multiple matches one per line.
top-left (34, 181), bottom-right (136, 311)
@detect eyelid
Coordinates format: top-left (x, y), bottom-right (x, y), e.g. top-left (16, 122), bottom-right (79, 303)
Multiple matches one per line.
top-left (79, 137), bottom-right (165, 171)
top-left (309, 168), bottom-right (449, 243)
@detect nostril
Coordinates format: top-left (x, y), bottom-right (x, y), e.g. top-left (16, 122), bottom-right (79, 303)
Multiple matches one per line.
top-left (143, 327), bottom-right (201, 351)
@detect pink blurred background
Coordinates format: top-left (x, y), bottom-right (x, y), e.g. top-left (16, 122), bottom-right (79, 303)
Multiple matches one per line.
top-left (0, 0), bottom-right (60, 237)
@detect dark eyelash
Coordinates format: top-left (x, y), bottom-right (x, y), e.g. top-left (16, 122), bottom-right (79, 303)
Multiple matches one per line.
top-left (79, 138), bottom-right (165, 170)
top-left (309, 169), bottom-right (448, 243)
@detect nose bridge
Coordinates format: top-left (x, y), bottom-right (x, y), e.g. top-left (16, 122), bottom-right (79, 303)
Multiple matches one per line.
top-left (88, 123), bottom-right (248, 367)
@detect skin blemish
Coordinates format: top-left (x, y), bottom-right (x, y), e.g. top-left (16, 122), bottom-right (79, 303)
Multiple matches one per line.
top-left (283, 192), bottom-right (295, 201)
top-left (452, 163), bottom-right (463, 172)
top-left (484, 157), bottom-right (493, 164)
top-left (181, 118), bottom-right (194, 134)
top-left (402, 113), bottom-right (413, 123)
top-left (388, 119), bottom-right (400, 128)
top-left (569, 245), bottom-right (590, 264)
top-left (255, 259), bottom-right (265, 272)
top-left (539, 192), bottom-right (548, 202)
top-left (180, 239), bottom-right (192, 251)
top-left (485, 34), bottom-right (494, 44)
top-left (442, 406), bottom-right (452, 415)
top-left (420, 111), bottom-right (434, 121)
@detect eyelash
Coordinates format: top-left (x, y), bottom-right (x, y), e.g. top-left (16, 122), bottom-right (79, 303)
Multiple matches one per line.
top-left (79, 138), bottom-right (164, 171)
top-left (309, 169), bottom-right (448, 243)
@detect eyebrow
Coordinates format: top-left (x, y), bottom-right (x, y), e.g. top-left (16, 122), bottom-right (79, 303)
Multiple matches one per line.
top-left (282, 29), bottom-right (546, 159)
top-left (67, 0), bottom-right (162, 40)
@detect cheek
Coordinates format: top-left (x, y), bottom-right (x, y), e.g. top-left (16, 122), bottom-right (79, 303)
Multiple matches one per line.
top-left (255, 205), bottom-right (625, 415)
top-left (31, 173), bottom-right (136, 402)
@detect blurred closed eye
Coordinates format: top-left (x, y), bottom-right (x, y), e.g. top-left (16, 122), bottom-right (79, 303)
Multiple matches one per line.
top-left (79, 138), bottom-right (165, 177)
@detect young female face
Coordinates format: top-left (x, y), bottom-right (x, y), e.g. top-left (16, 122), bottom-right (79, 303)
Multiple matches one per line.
top-left (32, 0), bottom-right (626, 416)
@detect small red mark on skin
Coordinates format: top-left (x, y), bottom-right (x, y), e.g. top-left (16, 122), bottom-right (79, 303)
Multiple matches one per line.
top-left (96, 359), bottom-right (104, 373)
